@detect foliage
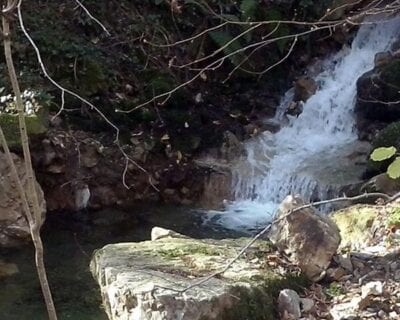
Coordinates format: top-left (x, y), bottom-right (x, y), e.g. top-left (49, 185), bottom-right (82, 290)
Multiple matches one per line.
top-left (388, 207), bottom-right (400, 229)
top-left (370, 147), bottom-right (397, 161)
top-left (240, 0), bottom-right (258, 20)
top-left (325, 282), bottom-right (345, 298)
top-left (0, 90), bottom-right (49, 147)
top-left (370, 146), bottom-right (400, 179)
top-left (0, 0), bottom-right (339, 155)
top-left (386, 207), bottom-right (400, 246)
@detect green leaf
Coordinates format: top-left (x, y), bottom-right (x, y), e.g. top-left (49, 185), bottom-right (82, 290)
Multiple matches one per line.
top-left (209, 31), bottom-right (245, 66)
top-left (388, 157), bottom-right (400, 179)
top-left (240, 0), bottom-right (257, 20)
top-left (370, 146), bottom-right (397, 161)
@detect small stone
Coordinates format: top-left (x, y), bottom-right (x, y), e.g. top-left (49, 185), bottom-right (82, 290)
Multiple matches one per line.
top-left (278, 289), bottom-right (301, 319)
top-left (351, 259), bottom-right (365, 269)
top-left (327, 267), bottom-right (347, 281)
top-left (378, 310), bottom-right (386, 318)
top-left (151, 227), bottom-right (186, 241)
top-left (361, 281), bottom-right (384, 298)
top-left (338, 254), bottom-right (353, 272)
top-left (330, 300), bottom-right (359, 320)
top-left (389, 311), bottom-right (398, 319)
top-left (300, 298), bottom-right (314, 313)
top-left (389, 261), bottom-right (398, 272)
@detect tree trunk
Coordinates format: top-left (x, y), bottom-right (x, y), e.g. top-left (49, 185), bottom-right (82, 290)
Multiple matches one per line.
top-left (1, 1), bottom-right (58, 319)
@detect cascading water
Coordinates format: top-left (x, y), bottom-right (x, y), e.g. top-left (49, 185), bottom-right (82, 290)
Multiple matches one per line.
top-left (207, 17), bottom-right (400, 231)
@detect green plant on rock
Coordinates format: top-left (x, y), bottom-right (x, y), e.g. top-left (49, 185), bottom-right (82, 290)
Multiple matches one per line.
top-left (325, 282), bottom-right (345, 298)
top-left (370, 146), bottom-right (400, 179)
top-left (388, 207), bottom-right (400, 229)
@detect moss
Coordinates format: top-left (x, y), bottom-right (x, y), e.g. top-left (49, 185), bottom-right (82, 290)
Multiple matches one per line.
top-left (332, 205), bottom-right (377, 249)
top-left (221, 274), bottom-right (310, 320)
top-left (0, 113), bottom-right (48, 147)
top-left (158, 244), bottom-right (224, 259)
top-left (388, 207), bottom-right (400, 228)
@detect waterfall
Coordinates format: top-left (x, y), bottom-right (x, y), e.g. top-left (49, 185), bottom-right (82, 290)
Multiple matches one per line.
top-left (207, 17), bottom-right (400, 231)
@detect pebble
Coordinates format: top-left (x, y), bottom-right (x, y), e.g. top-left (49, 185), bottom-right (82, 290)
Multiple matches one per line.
top-left (378, 310), bottom-right (386, 318)
top-left (361, 281), bottom-right (384, 298)
top-left (338, 254), bottom-right (353, 272)
top-left (300, 298), bottom-right (314, 313)
top-left (278, 289), bottom-right (301, 319)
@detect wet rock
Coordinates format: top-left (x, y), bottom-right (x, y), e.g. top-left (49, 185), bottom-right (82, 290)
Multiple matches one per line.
top-left (337, 254), bottom-right (353, 272)
top-left (0, 260), bottom-right (19, 278)
top-left (91, 229), bottom-right (305, 320)
top-left (219, 131), bottom-right (244, 161)
top-left (81, 143), bottom-right (100, 168)
top-left (162, 188), bottom-right (181, 203)
top-left (32, 129), bottom-right (203, 210)
top-left (199, 170), bottom-right (232, 210)
top-left (361, 173), bottom-right (400, 195)
top-left (293, 76), bottom-right (317, 102)
top-left (285, 101), bottom-right (303, 117)
top-left (278, 289), bottom-right (301, 319)
top-left (0, 152), bottom-right (46, 247)
top-left (374, 51), bottom-right (393, 67)
top-left (268, 195), bottom-right (341, 281)
top-left (355, 58), bottom-right (400, 138)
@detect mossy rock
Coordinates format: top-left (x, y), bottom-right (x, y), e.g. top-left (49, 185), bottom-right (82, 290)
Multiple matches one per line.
top-left (332, 204), bottom-right (378, 250)
top-left (381, 59), bottom-right (400, 89)
top-left (91, 233), bottom-right (308, 320)
top-left (0, 113), bottom-right (48, 147)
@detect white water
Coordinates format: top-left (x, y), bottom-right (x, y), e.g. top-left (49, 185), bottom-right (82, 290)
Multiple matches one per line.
top-left (207, 18), bottom-right (400, 231)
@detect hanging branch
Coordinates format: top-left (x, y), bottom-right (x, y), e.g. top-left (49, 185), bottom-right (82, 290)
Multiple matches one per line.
top-left (16, 0), bottom-right (158, 191)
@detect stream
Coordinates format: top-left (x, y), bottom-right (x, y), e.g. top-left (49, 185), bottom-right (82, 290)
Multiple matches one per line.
top-left (208, 17), bottom-right (400, 231)
top-left (0, 206), bottom-right (242, 320)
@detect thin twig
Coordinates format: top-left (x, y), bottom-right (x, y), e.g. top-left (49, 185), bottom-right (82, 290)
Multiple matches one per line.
top-left (74, 0), bottom-right (111, 36)
top-left (16, 0), bottom-right (158, 191)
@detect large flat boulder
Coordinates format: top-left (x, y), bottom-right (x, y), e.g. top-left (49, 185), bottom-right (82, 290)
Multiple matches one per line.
top-left (90, 229), bottom-right (307, 320)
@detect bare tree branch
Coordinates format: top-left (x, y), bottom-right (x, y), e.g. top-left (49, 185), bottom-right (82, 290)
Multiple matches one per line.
top-left (16, 0), bottom-right (159, 191)
top-left (74, 0), bottom-right (111, 36)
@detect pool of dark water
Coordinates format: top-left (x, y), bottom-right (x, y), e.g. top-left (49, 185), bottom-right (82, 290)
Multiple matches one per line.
top-left (0, 205), bottom-right (243, 320)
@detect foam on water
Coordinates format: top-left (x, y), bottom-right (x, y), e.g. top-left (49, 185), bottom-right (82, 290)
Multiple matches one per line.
top-left (208, 18), bottom-right (400, 231)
